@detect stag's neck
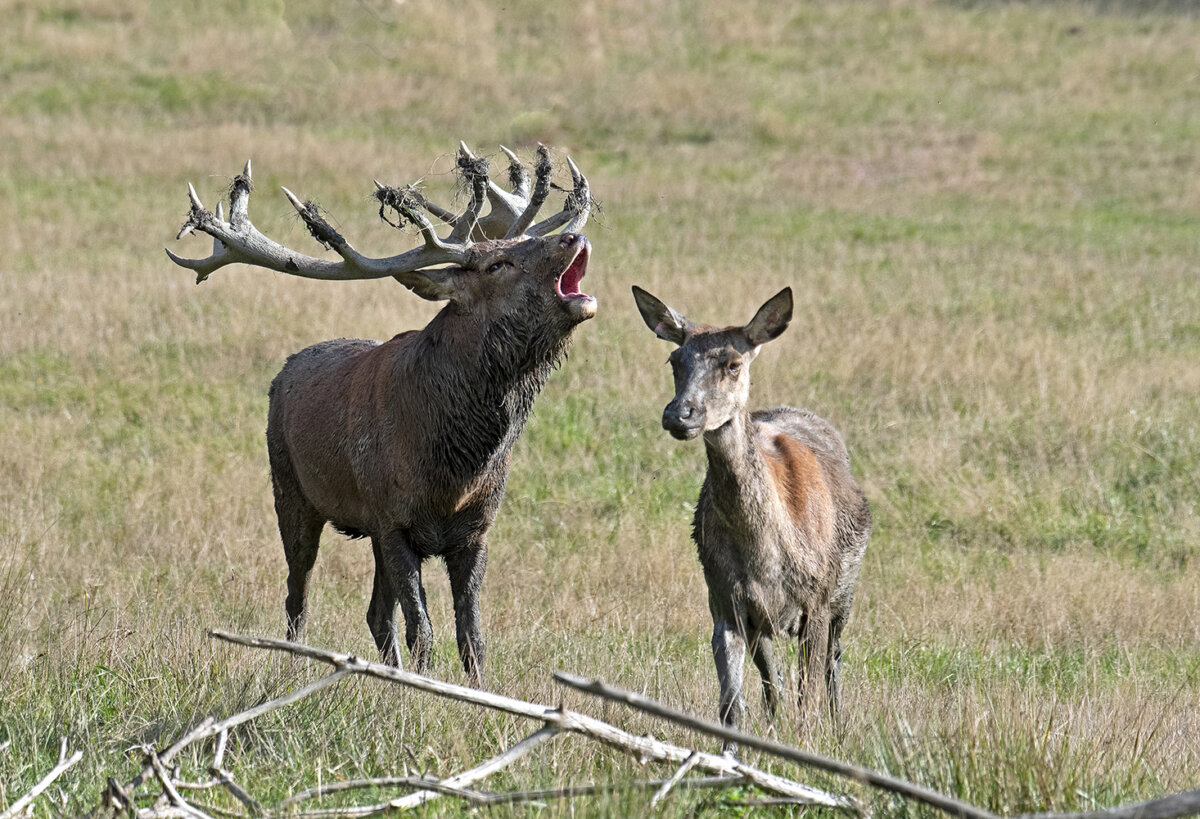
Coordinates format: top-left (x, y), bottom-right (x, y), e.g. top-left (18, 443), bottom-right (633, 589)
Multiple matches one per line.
top-left (702, 410), bottom-right (777, 537)
top-left (399, 305), bottom-right (567, 479)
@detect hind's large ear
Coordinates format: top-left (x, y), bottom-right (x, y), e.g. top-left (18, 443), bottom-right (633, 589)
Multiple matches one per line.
top-left (632, 286), bottom-right (695, 345)
top-left (743, 287), bottom-right (793, 347)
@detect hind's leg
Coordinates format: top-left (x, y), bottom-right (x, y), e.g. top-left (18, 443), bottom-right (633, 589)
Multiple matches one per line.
top-left (826, 614), bottom-right (846, 729)
top-left (367, 537), bottom-right (401, 665)
top-left (749, 630), bottom-right (783, 722)
top-left (797, 608), bottom-right (830, 721)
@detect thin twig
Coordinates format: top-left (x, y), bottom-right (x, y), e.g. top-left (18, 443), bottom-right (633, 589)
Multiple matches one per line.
top-left (209, 769), bottom-right (263, 817)
top-left (0, 745), bottom-right (83, 819)
top-left (651, 750), bottom-right (701, 807)
top-left (554, 671), bottom-right (997, 819)
top-left (147, 751), bottom-right (211, 819)
top-left (115, 669), bottom-right (351, 811)
top-left (388, 726), bottom-right (563, 810)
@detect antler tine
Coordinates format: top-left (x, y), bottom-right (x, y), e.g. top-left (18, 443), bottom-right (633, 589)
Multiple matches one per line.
top-left (167, 164), bottom-right (472, 284)
top-left (529, 153), bottom-right (592, 237)
top-left (228, 159), bottom-right (252, 228)
top-left (499, 145), bottom-right (531, 198)
top-left (447, 143), bottom-right (489, 245)
top-left (503, 144), bottom-right (553, 239)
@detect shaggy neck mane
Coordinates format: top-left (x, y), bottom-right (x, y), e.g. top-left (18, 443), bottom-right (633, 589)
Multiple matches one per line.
top-left (409, 306), bottom-right (573, 481)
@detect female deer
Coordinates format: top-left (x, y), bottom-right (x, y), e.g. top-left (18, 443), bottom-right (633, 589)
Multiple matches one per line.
top-left (633, 286), bottom-right (871, 737)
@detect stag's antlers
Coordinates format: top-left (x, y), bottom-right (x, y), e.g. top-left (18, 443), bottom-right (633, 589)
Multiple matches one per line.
top-left (166, 143), bottom-right (592, 285)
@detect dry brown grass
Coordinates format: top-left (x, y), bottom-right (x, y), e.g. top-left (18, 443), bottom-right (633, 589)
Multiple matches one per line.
top-left (3, 0), bottom-right (1199, 815)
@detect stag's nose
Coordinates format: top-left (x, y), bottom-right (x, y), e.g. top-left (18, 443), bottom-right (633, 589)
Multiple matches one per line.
top-left (662, 401), bottom-right (703, 441)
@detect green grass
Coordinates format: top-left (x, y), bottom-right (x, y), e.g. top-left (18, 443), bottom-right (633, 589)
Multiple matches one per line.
top-left (3, 0), bottom-right (1200, 815)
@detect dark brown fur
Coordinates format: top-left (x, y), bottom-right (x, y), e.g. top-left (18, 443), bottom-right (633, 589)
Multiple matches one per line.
top-left (271, 233), bottom-right (596, 683)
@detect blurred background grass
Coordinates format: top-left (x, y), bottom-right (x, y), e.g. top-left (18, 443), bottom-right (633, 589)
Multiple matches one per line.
top-left (1, 0), bottom-right (1198, 815)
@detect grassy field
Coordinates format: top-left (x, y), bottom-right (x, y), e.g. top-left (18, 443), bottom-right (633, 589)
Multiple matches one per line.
top-left (2, 0), bottom-right (1199, 815)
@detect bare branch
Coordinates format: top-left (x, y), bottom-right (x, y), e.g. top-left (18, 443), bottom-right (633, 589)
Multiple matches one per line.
top-left (0, 744), bottom-right (83, 819)
top-left (147, 751), bottom-right (212, 819)
top-left (554, 671), bottom-right (996, 819)
top-left (651, 750), bottom-right (701, 807)
top-left (388, 726), bottom-right (562, 811)
top-left (208, 631), bottom-right (852, 811)
top-left (110, 670), bottom-right (351, 813)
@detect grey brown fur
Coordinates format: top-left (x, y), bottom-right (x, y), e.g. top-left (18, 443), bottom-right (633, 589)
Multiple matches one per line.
top-left (633, 286), bottom-right (871, 738)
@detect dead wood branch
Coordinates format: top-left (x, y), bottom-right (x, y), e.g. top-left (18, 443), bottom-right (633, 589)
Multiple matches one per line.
top-left (206, 630), bottom-right (853, 812)
top-left (555, 670), bottom-right (994, 819)
top-left (208, 631), bottom-right (853, 808)
top-left (1, 740), bottom-right (83, 819)
top-left (104, 669), bottom-right (351, 815)
top-left (554, 672), bottom-right (1200, 819)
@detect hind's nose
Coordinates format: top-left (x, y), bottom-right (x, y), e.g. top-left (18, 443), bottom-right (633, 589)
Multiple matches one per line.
top-left (662, 401), bottom-right (703, 440)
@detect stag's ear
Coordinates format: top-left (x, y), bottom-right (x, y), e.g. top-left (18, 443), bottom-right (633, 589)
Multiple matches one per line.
top-left (632, 286), bottom-right (694, 345)
top-left (743, 287), bottom-right (793, 347)
top-left (393, 267), bottom-right (461, 302)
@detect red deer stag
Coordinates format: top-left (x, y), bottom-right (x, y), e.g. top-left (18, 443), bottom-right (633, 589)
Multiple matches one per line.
top-left (167, 145), bottom-right (594, 684)
top-left (633, 286), bottom-right (870, 742)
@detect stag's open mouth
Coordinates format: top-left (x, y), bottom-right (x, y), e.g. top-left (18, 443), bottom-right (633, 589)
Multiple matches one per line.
top-left (556, 238), bottom-right (597, 321)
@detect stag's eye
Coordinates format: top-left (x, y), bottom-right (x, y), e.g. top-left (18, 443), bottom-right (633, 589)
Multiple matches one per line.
top-left (486, 260), bottom-right (510, 274)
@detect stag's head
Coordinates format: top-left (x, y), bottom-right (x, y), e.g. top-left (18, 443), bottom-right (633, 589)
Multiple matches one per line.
top-left (632, 287), bottom-right (793, 441)
top-left (166, 143), bottom-right (596, 329)
top-left (399, 231), bottom-right (594, 328)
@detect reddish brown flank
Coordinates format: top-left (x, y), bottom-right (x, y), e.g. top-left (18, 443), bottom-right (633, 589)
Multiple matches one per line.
top-left (765, 434), bottom-right (835, 544)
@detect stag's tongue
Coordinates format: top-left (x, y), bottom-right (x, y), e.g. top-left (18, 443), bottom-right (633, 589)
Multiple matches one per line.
top-left (559, 252), bottom-right (588, 298)
top-left (557, 245), bottom-right (596, 321)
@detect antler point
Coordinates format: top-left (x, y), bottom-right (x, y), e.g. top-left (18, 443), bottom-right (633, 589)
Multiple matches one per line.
top-left (280, 186), bottom-right (305, 212)
top-left (243, 159), bottom-right (252, 180)
top-left (187, 182), bottom-right (203, 210)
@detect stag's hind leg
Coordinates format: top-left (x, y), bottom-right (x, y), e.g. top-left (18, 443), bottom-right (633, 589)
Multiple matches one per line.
top-left (269, 437), bottom-right (326, 641)
top-left (275, 496), bottom-right (325, 642)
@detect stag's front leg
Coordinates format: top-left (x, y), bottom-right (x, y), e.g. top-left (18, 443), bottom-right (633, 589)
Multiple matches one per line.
top-left (381, 531), bottom-right (434, 673)
top-left (445, 542), bottom-right (488, 687)
top-left (367, 537), bottom-right (400, 666)
top-left (712, 619), bottom-right (747, 752)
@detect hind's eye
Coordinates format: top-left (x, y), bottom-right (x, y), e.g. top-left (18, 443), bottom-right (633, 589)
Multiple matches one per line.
top-left (726, 361), bottom-right (742, 376)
